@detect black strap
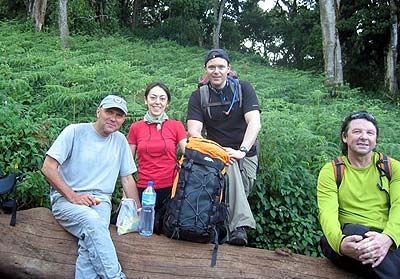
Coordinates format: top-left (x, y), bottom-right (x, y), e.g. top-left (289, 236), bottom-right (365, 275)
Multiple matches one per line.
top-left (332, 157), bottom-right (345, 187)
top-left (10, 199), bottom-right (16, 226)
top-left (376, 153), bottom-right (392, 181)
top-left (211, 228), bottom-right (219, 267)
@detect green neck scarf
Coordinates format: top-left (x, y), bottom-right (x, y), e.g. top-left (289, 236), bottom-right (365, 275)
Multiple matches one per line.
top-left (144, 111), bottom-right (169, 130)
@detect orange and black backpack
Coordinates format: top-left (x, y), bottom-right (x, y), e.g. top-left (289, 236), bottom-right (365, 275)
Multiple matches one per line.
top-left (332, 152), bottom-right (392, 187)
top-left (163, 137), bottom-right (229, 267)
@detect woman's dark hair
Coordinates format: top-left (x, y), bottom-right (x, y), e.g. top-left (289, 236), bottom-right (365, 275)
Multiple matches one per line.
top-left (340, 110), bottom-right (379, 155)
top-left (144, 81), bottom-right (171, 102)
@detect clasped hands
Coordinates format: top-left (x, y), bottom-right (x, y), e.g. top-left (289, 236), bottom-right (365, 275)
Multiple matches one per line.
top-left (340, 231), bottom-right (393, 268)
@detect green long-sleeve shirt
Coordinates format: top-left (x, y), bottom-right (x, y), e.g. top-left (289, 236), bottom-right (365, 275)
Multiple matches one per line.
top-left (317, 153), bottom-right (400, 254)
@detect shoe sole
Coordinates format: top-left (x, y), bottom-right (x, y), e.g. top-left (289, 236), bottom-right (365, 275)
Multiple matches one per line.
top-left (229, 238), bottom-right (247, 246)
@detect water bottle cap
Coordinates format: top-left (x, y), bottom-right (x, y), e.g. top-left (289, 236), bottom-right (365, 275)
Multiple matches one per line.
top-left (148, 181), bottom-right (153, 187)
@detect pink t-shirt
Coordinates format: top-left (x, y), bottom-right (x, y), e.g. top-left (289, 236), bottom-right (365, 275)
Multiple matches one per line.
top-left (127, 119), bottom-right (186, 189)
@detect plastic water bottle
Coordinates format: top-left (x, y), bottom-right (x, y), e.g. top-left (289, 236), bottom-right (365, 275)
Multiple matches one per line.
top-left (139, 181), bottom-right (156, 236)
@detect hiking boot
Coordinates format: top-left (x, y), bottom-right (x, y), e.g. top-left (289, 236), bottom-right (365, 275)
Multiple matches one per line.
top-left (229, 227), bottom-right (248, 246)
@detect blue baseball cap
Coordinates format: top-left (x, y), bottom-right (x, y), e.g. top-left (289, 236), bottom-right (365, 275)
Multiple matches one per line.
top-left (99, 95), bottom-right (128, 115)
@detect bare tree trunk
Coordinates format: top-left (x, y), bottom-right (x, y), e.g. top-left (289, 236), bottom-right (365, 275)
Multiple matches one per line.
top-left (120, 0), bottom-right (130, 28)
top-left (30, 0), bottom-right (48, 32)
top-left (212, 0), bottom-right (227, 49)
top-left (59, 0), bottom-right (69, 49)
top-left (99, 0), bottom-right (105, 23)
top-left (320, 0), bottom-right (343, 94)
top-left (385, 0), bottom-right (398, 99)
top-left (131, 0), bottom-right (142, 31)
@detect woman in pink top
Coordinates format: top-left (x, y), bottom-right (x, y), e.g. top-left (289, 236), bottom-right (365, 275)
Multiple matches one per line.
top-left (127, 82), bottom-right (187, 230)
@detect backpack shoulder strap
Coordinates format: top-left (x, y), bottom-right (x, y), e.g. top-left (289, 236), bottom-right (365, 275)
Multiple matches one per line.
top-left (233, 80), bottom-right (242, 108)
top-left (237, 80), bottom-right (242, 108)
top-left (376, 152), bottom-right (392, 182)
top-left (239, 82), bottom-right (243, 107)
top-left (200, 84), bottom-right (212, 119)
top-left (200, 78), bottom-right (242, 120)
top-left (331, 156), bottom-right (345, 188)
top-left (227, 77), bottom-right (242, 108)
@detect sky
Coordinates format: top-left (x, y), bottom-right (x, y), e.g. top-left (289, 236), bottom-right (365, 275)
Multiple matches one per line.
top-left (258, 0), bottom-right (276, 11)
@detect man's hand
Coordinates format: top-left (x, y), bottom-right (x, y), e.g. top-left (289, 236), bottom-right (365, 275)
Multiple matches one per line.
top-left (69, 193), bottom-right (97, 206)
top-left (340, 235), bottom-right (364, 260)
top-left (224, 147), bottom-right (246, 164)
top-left (356, 232), bottom-right (393, 268)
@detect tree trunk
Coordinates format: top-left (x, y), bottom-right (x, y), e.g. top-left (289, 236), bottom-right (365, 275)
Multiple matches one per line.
top-left (131, 0), bottom-right (142, 31)
top-left (99, 0), bottom-right (105, 23)
top-left (59, 0), bottom-right (69, 49)
top-left (320, 0), bottom-right (343, 94)
top-left (120, 0), bottom-right (130, 28)
top-left (385, 0), bottom-right (398, 99)
top-left (30, 0), bottom-right (48, 32)
top-left (212, 0), bottom-right (227, 49)
top-left (0, 208), bottom-right (363, 279)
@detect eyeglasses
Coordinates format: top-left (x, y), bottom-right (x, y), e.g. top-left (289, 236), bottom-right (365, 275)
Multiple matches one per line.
top-left (350, 111), bottom-right (375, 121)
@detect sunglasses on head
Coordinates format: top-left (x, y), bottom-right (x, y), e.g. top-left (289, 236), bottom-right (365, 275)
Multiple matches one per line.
top-left (350, 111), bottom-right (375, 121)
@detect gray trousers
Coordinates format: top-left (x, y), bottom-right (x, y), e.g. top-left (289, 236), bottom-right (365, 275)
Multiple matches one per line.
top-left (51, 192), bottom-right (125, 279)
top-left (226, 155), bottom-right (257, 232)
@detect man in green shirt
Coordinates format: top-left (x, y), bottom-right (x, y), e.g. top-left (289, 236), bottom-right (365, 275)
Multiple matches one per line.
top-left (317, 111), bottom-right (400, 278)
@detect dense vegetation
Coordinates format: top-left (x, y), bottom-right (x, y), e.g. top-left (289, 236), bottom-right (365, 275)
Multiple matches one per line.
top-left (1, 21), bottom-right (400, 257)
top-left (1, 0), bottom-right (398, 94)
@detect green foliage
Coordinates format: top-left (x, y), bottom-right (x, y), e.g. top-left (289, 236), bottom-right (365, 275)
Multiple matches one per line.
top-left (0, 0), bottom-right (395, 95)
top-left (0, 0), bottom-right (26, 20)
top-left (132, 0), bottom-right (212, 47)
top-left (1, 21), bottom-right (400, 257)
top-left (239, 1), bottom-right (323, 73)
top-left (68, 0), bottom-right (121, 35)
top-left (338, 1), bottom-right (392, 90)
top-left (0, 93), bottom-right (61, 209)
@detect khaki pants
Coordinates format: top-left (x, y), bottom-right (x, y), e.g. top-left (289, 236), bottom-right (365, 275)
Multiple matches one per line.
top-left (226, 155), bottom-right (257, 232)
top-left (240, 155), bottom-right (258, 197)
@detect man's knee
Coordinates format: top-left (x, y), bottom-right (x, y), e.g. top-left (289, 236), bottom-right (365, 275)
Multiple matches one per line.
top-left (342, 223), bottom-right (371, 237)
top-left (320, 235), bottom-right (335, 258)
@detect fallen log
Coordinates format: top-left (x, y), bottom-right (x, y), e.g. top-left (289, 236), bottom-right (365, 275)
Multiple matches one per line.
top-left (0, 208), bottom-right (362, 279)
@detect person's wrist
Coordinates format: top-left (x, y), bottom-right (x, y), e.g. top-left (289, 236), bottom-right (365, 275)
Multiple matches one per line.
top-left (239, 146), bottom-right (248, 155)
top-left (381, 233), bottom-right (394, 248)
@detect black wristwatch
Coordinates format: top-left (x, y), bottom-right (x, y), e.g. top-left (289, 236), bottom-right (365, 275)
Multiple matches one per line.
top-left (239, 146), bottom-right (249, 155)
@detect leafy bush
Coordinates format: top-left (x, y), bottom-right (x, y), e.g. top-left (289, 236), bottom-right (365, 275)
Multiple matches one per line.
top-left (1, 21), bottom-right (399, 257)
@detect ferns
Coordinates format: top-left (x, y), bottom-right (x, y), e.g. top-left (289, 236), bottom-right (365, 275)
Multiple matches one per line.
top-left (2, 21), bottom-right (400, 256)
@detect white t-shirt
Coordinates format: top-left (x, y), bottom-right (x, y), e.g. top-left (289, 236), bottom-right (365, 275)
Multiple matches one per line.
top-left (47, 123), bottom-right (136, 196)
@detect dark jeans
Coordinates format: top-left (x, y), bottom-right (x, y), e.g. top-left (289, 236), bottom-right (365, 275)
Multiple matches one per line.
top-left (320, 223), bottom-right (400, 279)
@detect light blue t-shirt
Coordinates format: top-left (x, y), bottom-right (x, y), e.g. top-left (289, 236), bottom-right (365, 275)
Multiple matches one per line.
top-left (47, 123), bottom-right (136, 197)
